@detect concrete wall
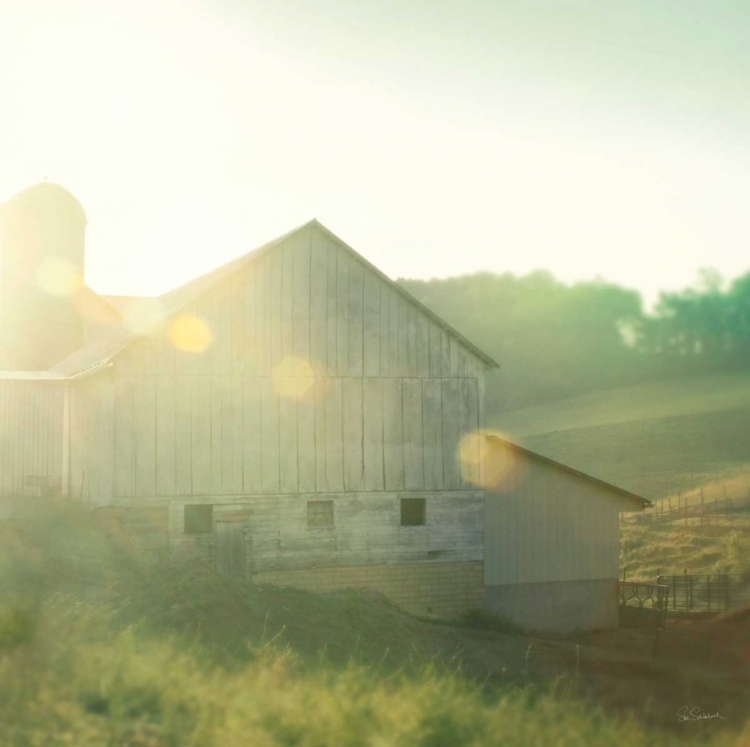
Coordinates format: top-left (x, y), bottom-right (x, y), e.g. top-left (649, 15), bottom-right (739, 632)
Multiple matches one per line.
top-left (484, 578), bottom-right (619, 631)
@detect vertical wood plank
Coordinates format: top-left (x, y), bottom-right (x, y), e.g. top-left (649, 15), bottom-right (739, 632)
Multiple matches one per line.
top-left (406, 305), bottom-right (418, 376)
top-left (214, 285), bottom-right (233, 376)
top-left (382, 378), bottom-right (404, 490)
top-left (279, 381), bottom-right (299, 493)
top-left (440, 329), bottom-right (452, 379)
top-left (244, 265), bottom-right (260, 376)
top-left (258, 255), bottom-right (273, 376)
top-left (458, 378), bottom-right (480, 489)
top-left (416, 312), bottom-right (430, 377)
top-left (114, 378), bottom-right (135, 498)
top-left (242, 378), bottom-right (262, 494)
top-left (310, 230), bottom-right (328, 370)
top-left (191, 377), bottom-right (212, 494)
top-left (313, 378), bottom-right (328, 491)
top-left (297, 377), bottom-right (316, 492)
top-left (261, 377), bottom-right (280, 493)
top-left (336, 251), bottom-right (349, 376)
top-left (231, 272), bottom-right (245, 375)
top-left (402, 378), bottom-right (424, 490)
top-left (398, 296), bottom-right (409, 377)
top-left (293, 229), bottom-right (312, 362)
top-left (222, 377), bottom-right (243, 494)
top-left (379, 283), bottom-right (390, 376)
top-left (388, 288), bottom-right (400, 376)
top-left (324, 378), bottom-right (344, 491)
top-left (156, 377), bottom-right (176, 496)
top-left (210, 377), bottom-right (225, 494)
top-left (348, 260), bottom-right (364, 376)
top-left (363, 377), bottom-right (384, 491)
top-left (281, 242), bottom-right (294, 360)
top-left (326, 241), bottom-right (338, 375)
top-left (175, 377), bottom-right (192, 495)
top-left (362, 270), bottom-right (380, 377)
top-left (422, 379), bottom-right (444, 490)
top-left (270, 249), bottom-right (283, 372)
top-left (134, 377), bottom-right (156, 497)
top-left (428, 321), bottom-right (442, 377)
top-left (441, 378), bottom-right (460, 490)
top-left (342, 377), bottom-right (363, 491)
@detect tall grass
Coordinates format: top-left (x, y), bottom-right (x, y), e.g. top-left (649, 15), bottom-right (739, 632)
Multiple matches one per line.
top-left (0, 504), bottom-right (746, 746)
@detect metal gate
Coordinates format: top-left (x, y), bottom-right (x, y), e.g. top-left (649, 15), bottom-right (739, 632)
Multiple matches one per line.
top-left (215, 517), bottom-right (248, 578)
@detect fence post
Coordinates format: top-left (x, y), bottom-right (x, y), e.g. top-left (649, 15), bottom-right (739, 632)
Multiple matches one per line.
top-left (707, 575), bottom-right (711, 612)
top-left (684, 568), bottom-right (689, 610)
top-left (724, 575), bottom-right (730, 611)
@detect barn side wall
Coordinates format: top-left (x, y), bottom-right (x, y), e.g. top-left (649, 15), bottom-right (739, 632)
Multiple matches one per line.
top-left (69, 370), bottom-right (115, 506)
top-left (483, 444), bottom-right (626, 631)
top-left (96, 491), bottom-right (485, 620)
top-left (111, 224), bottom-right (487, 502)
top-left (0, 381), bottom-right (64, 501)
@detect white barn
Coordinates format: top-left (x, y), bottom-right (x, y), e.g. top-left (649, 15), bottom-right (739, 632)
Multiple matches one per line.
top-left (0, 183), bottom-right (647, 629)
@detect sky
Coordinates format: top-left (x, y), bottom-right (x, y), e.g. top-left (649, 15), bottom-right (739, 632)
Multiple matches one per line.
top-left (0, 0), bottom-right (748, 308)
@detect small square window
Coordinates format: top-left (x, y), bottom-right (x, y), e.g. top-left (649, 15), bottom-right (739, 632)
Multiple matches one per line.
top-left (307, 500), bottom-right (334, 528)
top-left (184, 504), bottom-right (213, 534)
top-left (400, 498), bottom-right (426, 526)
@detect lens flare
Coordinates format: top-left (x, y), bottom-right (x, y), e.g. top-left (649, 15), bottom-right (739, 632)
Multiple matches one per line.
top-left (272, 357), bottom-right (317, 400)
top-left (460, 430), bottom-right (528, 491)
top-left (168, 314), bottom-right (213, 353)
top-left (36, 258), bottom-right (82, 296)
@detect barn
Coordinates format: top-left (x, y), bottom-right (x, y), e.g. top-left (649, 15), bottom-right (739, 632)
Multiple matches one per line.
top-left (0, 183), bottom-right (647, 629)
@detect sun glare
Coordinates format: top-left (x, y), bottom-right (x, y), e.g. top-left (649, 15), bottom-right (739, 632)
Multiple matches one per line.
top-left (272, 357), bottom-right (317, 401)
top-left (167, 313), bottom-right (213, 353)
top-left (35, 258), bottom-right (82, 297)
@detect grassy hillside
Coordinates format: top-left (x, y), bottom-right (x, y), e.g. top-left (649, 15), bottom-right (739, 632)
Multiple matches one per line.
top-left (2, 504), bottom-right (750, 745)
top-left (493, 370), bottom-right (750, 502)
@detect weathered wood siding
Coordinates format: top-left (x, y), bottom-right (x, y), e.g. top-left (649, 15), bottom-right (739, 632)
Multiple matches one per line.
top-left (112, 225), bottom-right (487, 501)
top-left (484, 447), bottom-right (624, 586)
top-left (69, 371), bottom-right (115, 506)
top-left (166, 491), bottom-right (483, 572)
top-left (0, 381), bottom-right (64, 496)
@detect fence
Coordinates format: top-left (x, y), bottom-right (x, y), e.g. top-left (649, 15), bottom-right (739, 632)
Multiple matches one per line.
top-left (618, 581), bottom-right (669, 628)
top-left (634, 495), bottom-right (750, 526)
top-left (656, 572), bottom-right (750, 612)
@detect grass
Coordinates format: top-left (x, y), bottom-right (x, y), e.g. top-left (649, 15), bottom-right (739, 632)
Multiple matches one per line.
top-left (1, 504), bottom-right (748, 745)
top-left (621, 520), bottom-right (750, 582)
top-left (497, 370), bottom-right (750, 437)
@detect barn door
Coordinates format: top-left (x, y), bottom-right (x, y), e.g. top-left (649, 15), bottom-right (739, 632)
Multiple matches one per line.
top-left (215, 518), bottom-right (247, 578)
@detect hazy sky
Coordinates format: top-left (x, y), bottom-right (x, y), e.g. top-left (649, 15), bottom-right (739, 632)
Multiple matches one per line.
top-left (1, 0), bottom-right (748, 308)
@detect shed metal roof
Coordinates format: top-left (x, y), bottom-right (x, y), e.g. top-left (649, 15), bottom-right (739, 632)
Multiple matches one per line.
top-left (53, 219), bottom-right (499, 377)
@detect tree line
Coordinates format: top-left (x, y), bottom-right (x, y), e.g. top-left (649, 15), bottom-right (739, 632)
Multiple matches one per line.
top-left (398, 268), bottom-right (750, 413)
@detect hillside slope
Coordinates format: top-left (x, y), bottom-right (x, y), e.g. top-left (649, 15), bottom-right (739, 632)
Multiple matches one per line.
top-left (493, 371), bottom-right (750, 501)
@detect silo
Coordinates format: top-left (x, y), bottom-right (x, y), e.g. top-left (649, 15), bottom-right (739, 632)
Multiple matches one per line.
top-left (0, 183), bottom-right (88, 369)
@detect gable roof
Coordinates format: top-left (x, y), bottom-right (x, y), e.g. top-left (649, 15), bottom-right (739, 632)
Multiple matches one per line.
top-left (101, 295), bottom-right (153, 317)
top-left (53, 219), bottom-right (499, 377)
top-left (484, 433), bottom-right (650, 509)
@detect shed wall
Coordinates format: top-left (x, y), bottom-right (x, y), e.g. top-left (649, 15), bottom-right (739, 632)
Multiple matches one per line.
top-left (483, 449), bottom-right (621, 586)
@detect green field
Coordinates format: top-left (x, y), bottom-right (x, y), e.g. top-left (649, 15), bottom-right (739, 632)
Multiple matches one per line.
top-left (2, 505), bottom-right (749, 745)
top-left (493, 370), bottom-right (750, 502)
